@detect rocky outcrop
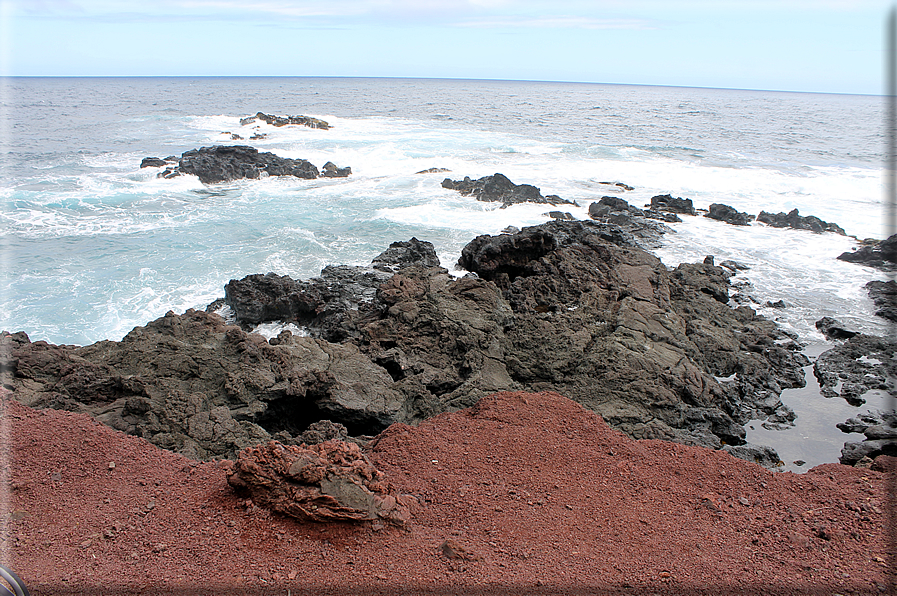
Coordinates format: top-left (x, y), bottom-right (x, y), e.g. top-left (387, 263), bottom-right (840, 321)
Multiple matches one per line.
top-left (145, 146), bottom-right (326, 184)
top-left (649, 194), bottom-right (695, 216)
top-left (756, 209), bottom-right (845, 235)
top-left (321, 161), bottom-right (351, 178)
top-left (0, 311), bottom-right (405, 460)
top-left (814, 333), bottom-right (896, 406)
top-left (837, 234), bottom-right (897, 271)
top-left (1, 221), bottom-right (809, 467)
top-left (177, 145), bottom-right (319, 184)
top-left (836, 409), bottom-right (897, 466)
top-left (240, 112), bottom-right (331, 130)
top-left (865, 280), bottom-right (897, 322)
top-left (588, 196), bottom-right (681, 224)
top-left (140, 156), bottom-right (176, 168)
top-left (442, 174), bottom-right (576, 208)
top-left (705, 204), bottom-right (754, 226)
top-left (226, 439), bottom-right (410, 525)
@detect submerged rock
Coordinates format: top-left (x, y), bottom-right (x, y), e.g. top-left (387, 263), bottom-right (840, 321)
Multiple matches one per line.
top-left (756, 209), bottom-right (845, 235)
top-left (442, 173), bottom-right (576, 208)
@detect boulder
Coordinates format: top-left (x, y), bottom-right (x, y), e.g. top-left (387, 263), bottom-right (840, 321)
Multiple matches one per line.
top-left (321, 161), bottom-right (351, 178)
top-left (371, 238), bottom-right (441, 272)
top-left (837, 234), bottom-right (897, 271)
top-left (756, 209), bottom-right (845, 234)
top-left (649, 194), bottom-right (695, 215)
top-left (705, 204), bottom-right (754, 226)
top-left (227, 440), bottom-right (410, 525)
top-left (442, 173), bottom-right (576, 208)
top-left (140, 157), bottom-right (168, 168)
top-left (815, 317), bottom-right (859, 341)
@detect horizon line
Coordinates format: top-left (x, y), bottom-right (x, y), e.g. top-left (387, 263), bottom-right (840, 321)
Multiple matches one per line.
top-left (2, 75), bottom-right (879, 98)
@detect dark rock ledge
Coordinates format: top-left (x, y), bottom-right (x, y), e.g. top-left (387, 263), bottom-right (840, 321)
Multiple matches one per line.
top-left (442, 173), bottom-right (577, 208)
top-left (140, 145), bottom-right (351, 184)
top-left (240, 112), bottom-right (331, 130)
top-left (1, 221), bottom-right (808, 470)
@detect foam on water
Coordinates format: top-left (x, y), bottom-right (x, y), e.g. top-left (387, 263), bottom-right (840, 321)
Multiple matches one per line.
top-left (2, 79), bottom-right (892, 472)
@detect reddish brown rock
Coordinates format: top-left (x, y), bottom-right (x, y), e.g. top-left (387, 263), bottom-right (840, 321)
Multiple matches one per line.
top-left (226, 439), bottom-right (410, 526)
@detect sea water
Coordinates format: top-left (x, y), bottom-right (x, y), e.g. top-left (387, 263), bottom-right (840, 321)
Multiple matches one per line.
top-left (1, 77), bottom-right (892, 469)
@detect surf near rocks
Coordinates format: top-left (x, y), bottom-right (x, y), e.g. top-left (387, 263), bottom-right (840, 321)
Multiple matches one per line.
top-left (2, 219), bottom-right (810, 469)
top-left (140, 145), bottom-right (351, 183)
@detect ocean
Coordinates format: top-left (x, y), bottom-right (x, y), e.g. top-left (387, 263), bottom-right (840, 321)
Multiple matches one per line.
top-left (0, 77), bottom-right (891, 470)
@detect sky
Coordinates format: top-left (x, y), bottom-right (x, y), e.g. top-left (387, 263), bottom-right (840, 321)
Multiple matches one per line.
top-left (1, 0), bottom-right (893, 94)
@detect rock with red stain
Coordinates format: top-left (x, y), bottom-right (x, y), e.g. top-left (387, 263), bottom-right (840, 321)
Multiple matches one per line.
top-left (226, 439), bottom-right (410, 525)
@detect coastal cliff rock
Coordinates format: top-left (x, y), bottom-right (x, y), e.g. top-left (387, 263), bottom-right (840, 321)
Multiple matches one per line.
top-left (1, 221), bottom-right (808, 467)
top-left (757, 208), bottom-right (845, 235)
top-left (441, 173), bottom-right (576, 207)
top-left (837, 234), bottom-right (897, 271)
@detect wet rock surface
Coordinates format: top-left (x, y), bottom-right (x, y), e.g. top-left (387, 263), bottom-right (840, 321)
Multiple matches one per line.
top-left (441, 173), bottom-right (576, 207)
top-left (1, 221), bottom-right (809, 467)
top-left (837, 234), bottom-right (897, 271)
top-left (865, 279), bottom-right (897, 323)
top-left (240, 111), bottom-right (331, 129)
top-left (705, 203), bottom-right (754, 226)
top-left (226, 439), bottom-right (410, 525)
top-left (757, 209), bottom-right (845, 235)
top-left (813, 333), bottom-right (896, 406)
top-left (147, 145), bottom-right (321, 184)
top-left (649, 193), bottom-right (695, 215)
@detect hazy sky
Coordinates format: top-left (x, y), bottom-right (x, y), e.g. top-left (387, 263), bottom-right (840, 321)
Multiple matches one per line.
top-left (2, 0), bottom-right (892, 94)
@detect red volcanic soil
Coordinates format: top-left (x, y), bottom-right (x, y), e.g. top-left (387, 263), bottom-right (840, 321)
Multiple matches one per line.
top-left (1, 389), bottom-right (894, 595)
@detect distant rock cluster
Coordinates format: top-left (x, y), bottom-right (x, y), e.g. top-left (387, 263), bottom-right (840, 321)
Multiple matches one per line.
top-left (140, 145), bottom-right (350, 184)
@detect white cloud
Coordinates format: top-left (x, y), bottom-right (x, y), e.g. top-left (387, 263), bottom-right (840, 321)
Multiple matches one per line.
top-left (455, 15), bottom-right (656, 29)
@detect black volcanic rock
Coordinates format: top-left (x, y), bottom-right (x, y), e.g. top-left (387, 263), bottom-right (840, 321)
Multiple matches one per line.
top-left (321, 161), bottom-right (351, 178)
top-left (815, 317), bottom-right (859, 341)
top-left (705, 203), bottom-right (754, 226)
top-left (866, 280), bottom-right (897, 322)
top-left (837, 235), bottom-right (897, 271)
top-left (756, 209), bottom-right (845, 235)
top-left (442, 173), bottom-right (576, 208)
top-left (2, 221), bottom-right (811, 468)
top-left (173, 145), bottom-right (320, 184)
top-left (241, 112), bottom-right (331, 129)
top-left (649, 194), bottom-right (695, 215)
top-left (814, 332), bottom-right (896, 406)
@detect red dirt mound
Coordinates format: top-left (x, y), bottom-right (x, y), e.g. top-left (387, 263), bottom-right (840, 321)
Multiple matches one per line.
top-left (1, 390), bottom-right (893, 595)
